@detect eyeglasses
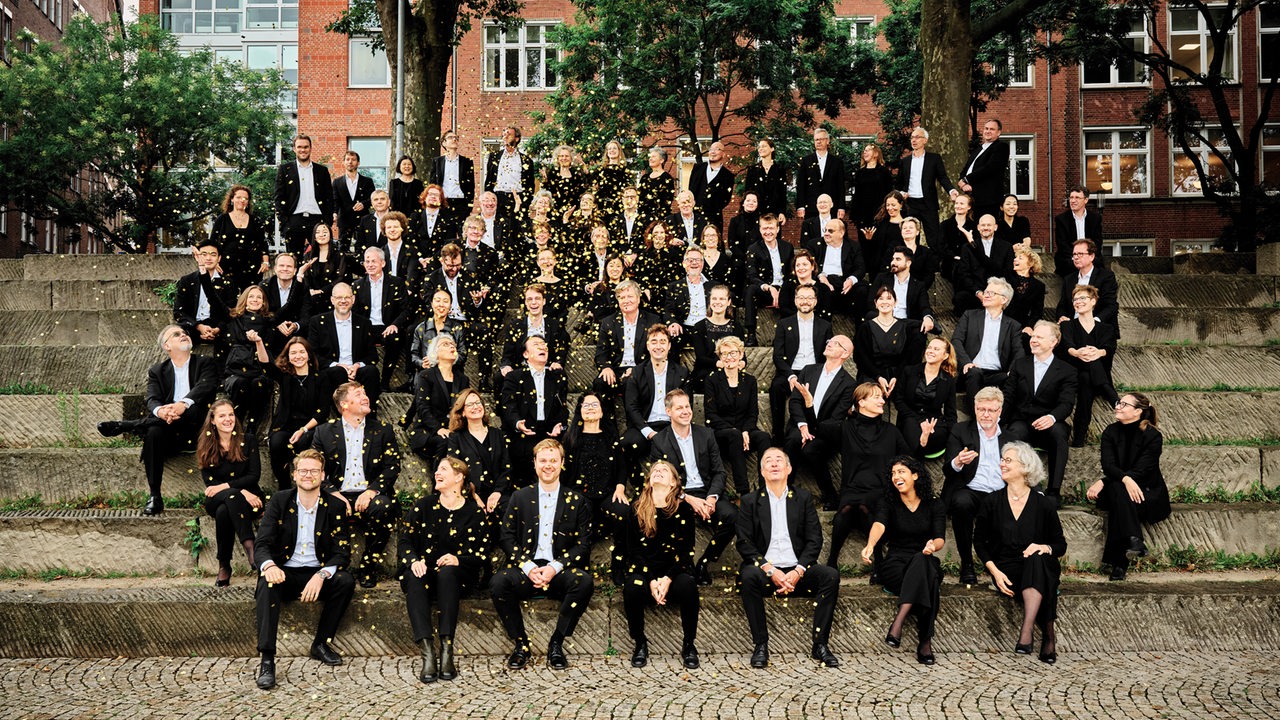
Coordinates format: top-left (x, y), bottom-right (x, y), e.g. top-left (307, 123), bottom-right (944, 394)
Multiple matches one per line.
top-left (294, 468), bottom-right (323, 477)
top-left (463, 400), bottom-right (485, 408)
top-left (581, 401), bottom-right (602, 409)
top-left (1071, 252), bottom-right (1092, 257)
top-left (1115, 400), bottom-right (1139, 409)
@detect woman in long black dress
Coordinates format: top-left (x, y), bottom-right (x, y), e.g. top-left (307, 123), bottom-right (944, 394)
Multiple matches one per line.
top-left (220, 285), bottom-right (281, 434)
top-left (210, 184), bottom-right (270, 292)
top-left (637, 147), bottom-right (676, 219)
top-left (621, 460), bottom-right (701, 670)
top-left (399, 456), bottom-right (491, 683)
top-left (938, 192), bottom-right (975, 282)
top-left (197, 399), bottom-right (263, 587)
top-left (1086, 392), bottom-right (1170, 581)
top-left (851, 144), bottom-right (894, 232)
top-left (1007, 246), bottom-right (1046, 346)
top-left (743, 138), bottom-right (789, 222)
top-left (298, 222), bottom-right (354, 311)
top-left (594, 140), bottom-right (632, 211)
top-left (860, 455), bottom-right (945, 664)
top-left (406, 334), bottom-right (470, 463)
top-left (542, 145), bottom-right (587, 220)
top-left (995, 194), bottom-right (1032, 249)
top-left (703, 335), bottom-right (770, 496)
top-left (389, 155), bottom-right (425, 216)
top-left (893, 336), bottom-right (958, 460)
top-left (255, 336), bottom-right (329, 489)
top-left (974, 440), bottom-right (1067, 664)
top-left (562, 392), bottom-right (629, 581)
top-left (854, 286), bottom-right (925, 393)
top-left (726, 192), bottom-right (762, 256)
top-left (827, 383), bottom-right (910, 568)
top-left (689, 285), bottom-right (742, 391)
top-left (864, 190), bottom-right (905, 275)
top-left (445, 389), bottom-right (511, 523)
top-left (1059, 284), bottom-right (1119, 446)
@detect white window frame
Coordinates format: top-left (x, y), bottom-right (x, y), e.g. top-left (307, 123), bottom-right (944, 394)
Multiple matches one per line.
top-left (347, 137), bottom-right (392, 190)
top-left (1082, 14), bottom-right (1149, 86)
top-left (1005, 134), bottom-right (1035, 200)
top-left (841, 16), bottom-right (875, 42)
top-left (348, 37), bottom-right (391, 88)
top-left (1102, 239), bottom-right (1154, 258)
top-left (1262, 124), bottom-right (1280, 184)
top-left (0, 204), bottom-right (7, 236)
top-left (1005, 46), bottom-right (1034, 87)
top-left (1261, 2), bottom-right (1280, 81)
top-left (1171, 127), bottom-right (1236, 196)
top-left (1083, 127), bottom-right (1152, 198)
top-left (676, 136), bottom-right (714, 192)
top-left (244, 42), bottom-right (298, 111)
top-left (1169, 4), bottom-right (1239, 81)
top-left (482, 22), bottom-right (560, 92)
top-left (1172, 238), bottom-right (1216, 254)
top-left (1, 7), bottom-right (12, 66)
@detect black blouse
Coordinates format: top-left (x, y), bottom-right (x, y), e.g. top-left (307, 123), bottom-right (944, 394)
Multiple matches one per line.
top-left (743, 162), bottom-right (789, 217)
top-left (446, 427), bottom-right (512, 500)
top-left (973, 488), bottom-right (1067, 569)
top-left (1100, 421), bottom-right (1169, 506)
top-left (389, 177), bottom-right (425, 216)
top-left (1057, 317), bottom-right (1117, 374)
top-left (891, 364), bottom-right (958, 431)
top-left (262, 363), bottom-right (330, 431)
top-left (564, 429), bottom-right (628, 501)
top-left (210, 212), bottom-right (268, 288)
top-left (397, 494), bottom-right (491, 571)
top-left (543, 170), bottom-right (587, 217)
top-left (704, 370), bottom-right (762, 431)
top-left (854, 318), bottom-right (924, 384)
top-left (637, 171), bottom-right (676, 219)
top-left (593, 165), bottom-right (632, 211)
top-left (995, 215), bottom-right (1032, 246)
top-left (1007, 275), bottom-right (1046, 330)
top-left (409, 366), bottom-right (470, 433)
top-left (851, 165), bottom-right (894, 229)
top-left (624, 502), bottom-right (697, 579)
top-left (840, 413), bottom-right (910, 498)
top-left (200, 433), bottom-right (262, 492)
top-left (873, 497), bottom-right (946, 556)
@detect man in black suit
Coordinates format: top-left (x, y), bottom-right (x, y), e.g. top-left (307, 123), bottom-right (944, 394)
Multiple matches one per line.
top-left (784, 334), bottom-right (857, 510)
top-left (355, 190), bottom-right (392, 253)
top-left (332, 150), bottom-right (375, 244)
top-left (941, 386), bottom-right (1020, 586)
top-left (430, 129), bottom-right (476, 227)
top-left (173, 239), bottom-right (236, 351)
top-left (311, 381), bottom-right (401, 587)
top-left (422, 242), bottom-right (484, 324)
top-left (957, 118), bottom-right (1011, 220)
top-left (97, 325), bottom-right (219, 515)
top-left (495, 283), bottom-right (570, 395)
top-left (1001, 321), bottom-right (1077, 502)
top-left (795, 128), bottom-right (847, 221)
top-left (665, 190), bottom-right (708, 247)
top-left (953, 214), bottom-right (1015, 313)
top-left (743, 214), bottom-right (795, 345)
top-left (872, 246), bottom-right (936, 332)
top-left (303, 282), bottom-right (382, 408)
top-left (622, 325), bottom-right (690, 466)
top-left (662, 246), bottom-right (715, 343)
top-left (1055, 239), bottom-right (1119, 333)
top-left (474, 191), bottom-right (515, 252)
top-left (737, 447), bottom-right (841, 669)
top-left (261, 253), bottom-right (310, 325)
top-left (952, 277), bottom-right (1025, 411)
top-left (648, 389), bottom-right (737, 586)
top-left (378, 211), bottom-right (425, 285)
top-left (1052, 185), bottom-right (1105, 277)
top-left (484, 126), bottom-right (535, 223)
top-left (769, 285), bottom-right (832, 441)
top-left (604, 186), bottom-right (648, 257)
top-left (491, 439), bottom-right (595, 671)
top-left (252, 449), bottom-right (356, 690)
top-left (799, 194), bottom-right (838, 252)
top-left (593, 280), bottom-right (662, 405)
top-left (275, 134), bottom-right (335, 255)
top-left (413, 184), bottom-right (458, 257)
top-left (896, 127), bottom-right (957, 246)
top-left (814, 218), bottom-right (867, 318)
top-left (354, 246), bottom-right (415, 391)
top-left (501, 335), bottom-right (570, 489)
top-left (686, 140), bottom-right (735, 234)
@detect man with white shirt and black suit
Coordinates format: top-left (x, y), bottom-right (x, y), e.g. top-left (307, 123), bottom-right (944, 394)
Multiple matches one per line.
top-left (686, 141), bottom-right (735, 234)
top-left (475, 191), bottom-right (514, 253)
top-left (605, 187), bottom-right (648, 259)
top-left (414, 184), bottom-right (457, 257)
top-left (353, 247), bottom-right (415, 391)
top-left (622, 325), bottom-right (690, 470)
top-left (665, 190), bottom-right (708, 247)
top-left (743, 214), bottom-right (795, 346)
top-left (593, 280), bottom-right (662, 407)
top-left (1052, 186), bottom-right (1105, 278)
top-left (956, 118), bottom-right (1010, 220)
top-left (262, 253), bottom-right (311, 325)
top-left (311, 381), bottom-right (402, 587)
top-left (490, 439), bottom-right (594, 671)
top-left (1001, 321), bottom-right (1077, 504)
top-left (172, 239), bottom-right (236, 352)
top-left (303, 282), bottom-right (382, 409)
top-left (377, 211), bottom-right (425, 285)
top-left (332, 150), bottom-right (375, 244)
top-left (952, 277), bottom-right (1025, 413)
top-left (895, 127), bottom-right (957, 247)
top-left (430, 129), bottom-right (476, 227)
top-left (1055, 239), bottom-right (1119, 334)
top-left (769, 285), bottom-right (832, 442)
top-left (648, 388), bottom-right (736, 586)
top-left (871, 246), bottom-right (936, 333)
top-left (355, 190), bottom-right (392, 253)
top-left (953, 214), bottom-right (1015, 313)
top-left (784, 334), bottom-right (857, 510)
top-left (795, 129), bottom-right (847, 223)
top-left (495, 283), bottom-right (570, 397)
top-left (275, 135), bottom-right (335, 255)
top-left (663, 246), bottom-right (715, 345)
top-left (814, 218), bottom-right (866, 319)
top-left (421, 243), bottom-right (486, 348)
top-left (252, 449), bottom-right (356, 690)
top-left (484, 126), bottom-right (535, 223)
top-left (799, 194), bottom-right (837, 252)
top-left (501, 335), bottom-right (570, 490)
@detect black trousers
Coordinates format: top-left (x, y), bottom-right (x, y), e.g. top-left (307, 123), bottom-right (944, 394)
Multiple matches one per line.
top-left (877, 550), bottom-right (942, 641)
top-left (1011, 420), bottom-right (1071, 494)
top-left (489, 565), bottom-right (595, 643)
top-left (684, 489), bottom-right (738, 566)
top-left (620, 420), bottom-right (670, 481)
top-left (340, 490), bottom-right (397, 571)
top-left (904, 198), bottom-right (941, 256)
top-left (509, 419), bottom-right (569, 489)
top-left (1097, 480), bottom-right (1167, 568)
top-left (898, 416), bottom-right (948, 461)
top-left (370, 324), bottom-right (408, 390)
top-left (255, 566), bottom-right (356, 654)
top-left (401, 563), bottom-right (482, 640)
top-left (622, 572), bottom-right (699, 645)
top-left (828, 496), bottom-right (877, 567)
top-left (740, 563), bottom-right (839, 646)
top-left (743, 285), bottom-right (781, 342)
top-left (1072, 364), bottom-right (1119, 445)
top-left (946, 486), bottom-right (993, 570)
top-left (784, 424), bottom-right (841, 505)
top-left (713, 427), bottom-right (772, 495)
top-left (283, 213), bottom-right (324, 256)
top-left (268, 427), bottom-right (317, 489)
top-left (204, 486), bottom-right (261, 567)
top-left (768, 375), bottom-right (795, 441)
top-left (139, 414), bottom-right (203, 497)
top-left (224, 373), bottom-right (272, 434)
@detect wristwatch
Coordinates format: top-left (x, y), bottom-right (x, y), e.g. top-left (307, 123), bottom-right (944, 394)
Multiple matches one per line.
top-left (316, 569), bottom-right (332, 580)
top-left (764, 566), bottom-right (775, 578)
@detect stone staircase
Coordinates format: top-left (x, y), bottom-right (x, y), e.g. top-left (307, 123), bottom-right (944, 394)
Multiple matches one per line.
top-left (0, 253), bottom-right (1277, 658)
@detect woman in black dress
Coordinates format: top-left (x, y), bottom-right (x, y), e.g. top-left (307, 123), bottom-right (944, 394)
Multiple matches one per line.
top-left (621, 460), bottom-right (701, 670)
top-left (938, 192), bottom-right (975, 282)
top-left (779, 248), bottom-right (833, 319)
top-left (542, 145), bottom-right (587, 220)
top-left (703, 335), bottom-right (770, 496)
top-left (974, 440), bottom-right (1067, 664)
top-left (1086, 392), bottom-right (1170, 581)
top-left (562, 392), bottom-right (629, 580)
top-left (399, 456), bottom-right (492, 683)
top-left (1059, 284), bottom-right (1119, 446)
top-left (743, 138), bottom-right (789, 223)
top-left (689, 285), bottom-right (742, 391)
top-left (583, 255), bottom-right (630, 329)
top-left (221, 285), bottom-right (281, 434)
top-left (1007, 246), bottom-right (1046, 345)
top-left (893, 336), bottom-right (958, 460)
top-left (410, 289), bottom-right (468, 373)
top-left (389, 155), bottom-right (425, 216)
top-left (445, 389), bottom-right (511, 523)
top-left (896, 216), bottom-right (938, 289)
top-left (594, 140), bottom-right (632, 211)
top-left (860, 455), bottom-right (946, 664)
top-left (197, 399), bottom-right (263, 587)
top-left (699, 225), bottom-right (741, 298)
top-left (995, 194), bottom-right (1032, 249)
top-left (561, 191), bottom-right (604, 246)
top-left (210, 184), bottom-right (270, 292)
top-left (633, 220), bottom-right (681, 310)
top-left (530, 247), bottom-right (574, 320)
top-left (406, 334), bottom-right (470, 463)
top-left (298, 222), bottom-right (354, 311)
top-left (851, 144), bottom-right (894, 232)
top-left (255, 335), bottom-right (329, 489)
top-left (726, 191), bottom-right (762, 256)
top-left (637, 147), bottom-right (676, 219)
top-left (827, 383), bottom-right (910, 568)
top-left (863, 190), bottom-right (905, 275)
top-left (854, 286), bottom-right (925, 393)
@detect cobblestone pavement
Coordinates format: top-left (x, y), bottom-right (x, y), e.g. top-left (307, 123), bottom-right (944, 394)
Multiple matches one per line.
top-left (2, 651), bottom-right (1277, 719)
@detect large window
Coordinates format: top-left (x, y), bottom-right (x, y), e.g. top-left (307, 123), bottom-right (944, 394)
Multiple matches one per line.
top-left (1170, 5), bottom-right (1238, 81)
top-left (348, 138), bottom-right (391, 189)
top-left (1006, 134), bottom-right (1035, 199)
top-left (1172, 128), bottom-right (1235, 195)
top-left (1084, 128), bottom-right (1151, 197)
top-left (1082, 15), bottom-right (1147, 85)
top-left (1261, 2), bottom-right (1280, 80)
top-left (161, 0), bottom-right (295, 35)
top-left (483, 22), bottom-right (559, 91)
top-left (349, 38), bottom-right (390, 87)
top-left (2, 8), bottom-right (12, 66)
top-left (1261, 125), bottom-right (1280, 183)
top-left (246, 43), bottom-right (298, 111)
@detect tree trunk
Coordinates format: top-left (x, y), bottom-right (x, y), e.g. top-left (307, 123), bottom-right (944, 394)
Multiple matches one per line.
top-left (919, 0), bottom-right (972, 202)
top-left (377, 0), bottom-right (456, 168)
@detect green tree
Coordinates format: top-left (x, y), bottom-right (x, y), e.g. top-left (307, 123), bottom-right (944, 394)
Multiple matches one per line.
top-left (0, 16), bottom-right (292, 251)
top-left (528, 0), bottom-right (875, 162)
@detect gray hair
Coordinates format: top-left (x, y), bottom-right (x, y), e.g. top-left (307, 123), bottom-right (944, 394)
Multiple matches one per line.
top-left (363, 246), bottom-right (386, 262)
top-left (986, 277), bottom-right (1014, 307)
top-left (973, 386), bottom-right (1004, 406)
top-left (426, 333), bottom-right (456, 367)
top-left (157, 324), bottom-right (183, 351)
top-left (1001, 440), bottom-right (1047, 489)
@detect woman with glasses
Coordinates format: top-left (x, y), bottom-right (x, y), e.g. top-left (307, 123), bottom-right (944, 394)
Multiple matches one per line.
top-left (445, 390), bottom-right (511, 523)
top-left (406, 334), bottom-right (470, 464)
top-left (1085, 393), bottom-right (1170, 581)
top-left (1058, 284), bottom-right (1119, 447)
top-left (562, 392), bottom-right (629, 583)
top-left (704, 335), bottom-right (771, 496)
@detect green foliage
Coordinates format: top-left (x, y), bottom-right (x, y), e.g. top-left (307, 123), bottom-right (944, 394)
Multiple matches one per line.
top-left (1168, 483), bottom-right (1280, 504)
top-left (55, 393), bottom-right (84, 447)
top-left (0, 567), bottom-right (133, 581)
top-left (153, 281), bottom-right (178, 308)
top-left (0, 16), bottom-right (293, 251)
top-left (183, 518), bottom-right (209, 560)
top-left (0, 382), bottom-right (53, 395)
top-left (0, 495), bottom-right (42, 512)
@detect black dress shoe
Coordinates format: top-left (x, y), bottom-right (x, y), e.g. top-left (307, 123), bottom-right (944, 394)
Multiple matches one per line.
top-left (868, 571), bottom-right (881, 586)
top-left (438, 637), bottom-right (457, 680)
top-left (255, 656), bottom-right (276, 690)
top-left (884, 632), bottom-right (901, 649)
top-left (681, 643), bottom-right (700, 669)
top-left (97, 420), bottom-right (126, 437)
top-left (418, 638), bottom-right (437, 683)
top-left (811, 643), bottom-right (840, 667)
top-left (959, 565), bottom-right (978, 586)
top-left (630, 639), bottom-right (649, 668)
top-left (547, 638), bottom-right (569, 670)
top-left (310, 641), bottom-right (343, 666)
top-left (142, 495), bottom-right (164, 516)
top-left (1125, 536), bottom-right (1147, 560)
top-left (1109, 565), bottom-right (1127, 581)
top-left (750, 643), bottom-right (769, 669)
top-left (1014, 642), bottom-right (1033, 655)
top-left (695, 564), bottom-right (712, 587)
top-left (506, 642), bottom-right (531, 670)
top-left (821, 499), bottom-right (837, 512)
top-left (917, 649), bottom-right (936, 665)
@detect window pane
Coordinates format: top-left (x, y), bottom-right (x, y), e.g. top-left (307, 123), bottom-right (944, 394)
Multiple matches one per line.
top-left (214, 0), bottom-right (240, 9)
top-left (214, 12), bottom-right (239, 32)
top-left (1264, 4), bottom-right (1280, 28)
top-left (280, 8), bottom-right (297, 28)
top-left (1118, 153), bottom-right (1147, 194)
top-left (246, 7), bottom-right (277, 28)
top-left (1014, 161), bottom-right (1030, 196)
top-left (485, 48), bottom-right (501, 87)
top-left (194, 11), bottom-right (212, 32)
top-left (1013, 138), bottom-right (1031, 154)
top-left (246, 45), bottom-right (276, 69)
top-left (1083, 59), bottom-right (1111, 84)
top-left (504, 48), bottom-right (519, 87)
top-left (1085, 132), bottom-right (1113, 150)
top-left (349, 39), bottom-right (389, 86)
top-left (1171, 9), bottom-right (1198, 32)
top-left (485, 26), bottom-right (500, 44)
top-left (1120, 131), bottom-right (1147, 150)
top-left (526, 48), bottom-right (541, 88)
top-left (526, 25), bottom-right (541, 43)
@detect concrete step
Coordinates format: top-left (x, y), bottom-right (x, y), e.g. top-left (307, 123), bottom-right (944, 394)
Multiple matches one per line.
top-left (0, 280), bottom-right (173, 312)
top-left (0, 574), bottom-right (1275, 658)
top-left (0, 394), bottom-right (144, 448)
top-left (21, 254), bottom-right (191, 282)
top-left (0, 347), bottom-right (154, 394)
top-left (0, 310), bottom-right (170, 346)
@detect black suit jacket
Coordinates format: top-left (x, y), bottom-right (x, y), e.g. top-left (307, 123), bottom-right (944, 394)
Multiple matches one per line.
top-left (871, 272), bottom-right (935, 323)
top-left (275, 160), bottom-right (333, 223)
top-left (261, 278), bottom-right (311, 323)
top-left (745, 240), bottom-right (796, 289)
top-left (1055, 265), bottom-right (1120, 333)
top-left (303, 311), bottom-right (379, 367)
top-left (422, 269), bottom-right (486, 321)
top-left (954, 235), bottom-right (1016, 298)
top-left (311, 416), bottom-right (402, 495)
top-left (173, 271), bottom-right (236, 333)
top-left (895, 152), bottom-right (955, 215)
top-left (500, 366), bottom-right (570, 433)
top-left (411, 209), bottom-right (459, 256)
top-left (145, 354), bottom-right (219, 417)
top-left (1052, 209), bottom-right (1106, 275)
top-left (662, 278), bottom-right (716, 327)
top-left (687, 162), bottom-right (735, 225)
top-left (595, 310), bottom-right (662, 376)
top-left (408, 365), bottom-right (470, 433)
top-left (377, 239), bottom-right (426, 285)
top-left (623, 361), bottom-right (690, 431)
top-left (959, 140), bottom-right (1010, 209)
top-left (704, 370), bottom-right (761, 431)
top-left (665, 210), bottom-right (708, 247)
top-left (499, 483), bottom-right (592, 569)
top-left (483, 148), bottom-right (535, 198)
top-left (355, 212), bottom-right (387, 252)
top-left (1001, 355), bottom-right (1078, 424)
top-left (736, 484), bottom-right (823, 568)
top-left (799, 214), bottom-right (836, 252)
top-left (772, 314), bottom-right (832, 374)
top-left (795, 152), bottom-right (847, 214)
top-left (253, 488), bottom-right (351, 571)
top-left (604, 211), bottom-right (650, 254)
top-left (951, 309), bottom-right (1026, 371)
top-left (353, 273), bottom-right (415, 332)
top-left (941, 419), bottom-right (1022, 500)
top-left (648, 424), bottom-right (727, 498)
top-left (787, 362), bottom-right (856, 434)
top-left (498, 315), bottom-right (570, 369)
top-left (814, 241), bottom-right (866, 287)
top-left (429, 154), bottom-right (476, 214)
top-left (332, 173), bottom-right (376, 239)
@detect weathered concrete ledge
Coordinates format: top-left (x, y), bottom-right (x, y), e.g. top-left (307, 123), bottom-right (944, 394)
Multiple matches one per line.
top-left (0, 310), bottom-right (170, 346)
top-left (22, 254), bottom-right (192, 282)
top-left (0, 394), bottom-right (140, 448)
top-left (0, 347), bottom-right (152, 394)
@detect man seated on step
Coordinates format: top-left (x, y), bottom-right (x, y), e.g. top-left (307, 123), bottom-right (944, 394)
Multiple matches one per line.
top-left (593, 279), bottom-right (661, 412)
top-left (98, 324), bottom-right (219, 515)
top-left (173, 238), bottom-right (236, 360)
top-left (302, 282), bottom-right (383, 410)
top-left (311, 381), bottom-right (401, 588)
top-left (253, 449), bottom-right (357, 690)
